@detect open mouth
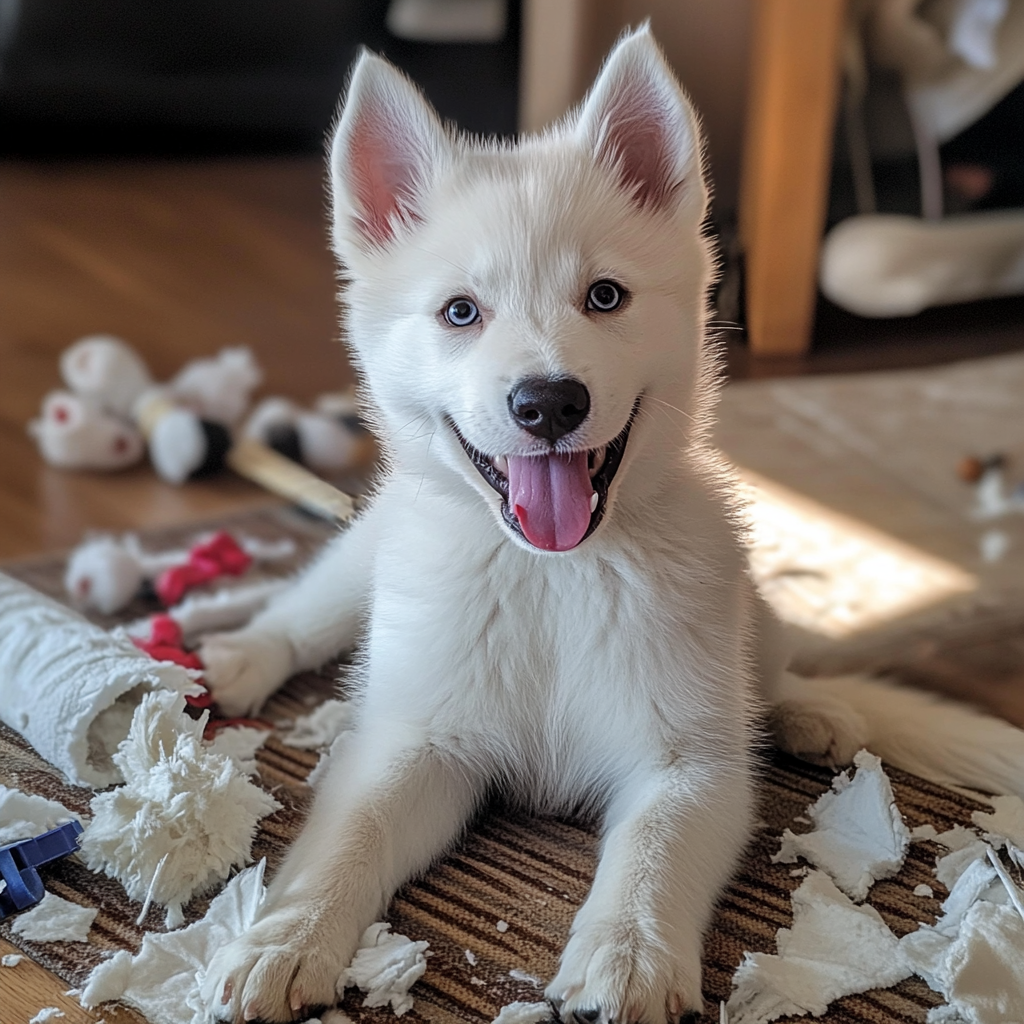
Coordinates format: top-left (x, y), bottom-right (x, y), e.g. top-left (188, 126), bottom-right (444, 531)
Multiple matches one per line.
top-left (452, 398), bottom-right (641, 552)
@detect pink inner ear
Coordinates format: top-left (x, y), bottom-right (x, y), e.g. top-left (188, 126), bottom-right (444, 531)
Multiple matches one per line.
top-left (599, 80), bottom-right (678, 210)
top-left (349, 108), bottom-right (422, 245)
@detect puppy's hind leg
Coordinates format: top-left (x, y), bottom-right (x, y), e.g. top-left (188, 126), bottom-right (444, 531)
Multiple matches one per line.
top-left (548, 760), bottom-right (753, 1023)
top-left (202, 725), bottom-right (485, 1023)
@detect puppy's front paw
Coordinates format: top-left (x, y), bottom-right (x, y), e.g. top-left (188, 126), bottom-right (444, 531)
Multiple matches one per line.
top-left (546, 919), bottom-right (702, 1024)
top-left (201, 910), bottom-right (351, 1023)
top-left (771, 696), bottom-right (868, 768)
top-left (200, 629), bottom-right (294, 717)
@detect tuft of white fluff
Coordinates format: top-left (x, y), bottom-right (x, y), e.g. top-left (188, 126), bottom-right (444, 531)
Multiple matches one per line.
top-left (282, 699), bottom-right (356, 750)
top-left (79, 690), bottom-right (280, 928)
top-left (340, 922), bottom-right (429, 1016)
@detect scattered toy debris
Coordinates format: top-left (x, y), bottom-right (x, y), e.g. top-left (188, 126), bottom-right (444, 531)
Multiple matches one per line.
top-left (491, 1001), bottom-right (552, 1024)
top-left (341, 922), bottom-right (429, 1016)
top-left (914, 884), bottom-right (935, 898)
top-left (496, 919), bottom-right (509, 933)
top-left (772, 750), bottom-right (910, 900)
top-left (0, 785), bottom-right (82, 847)
top-left (1, 953), bottom-right (23, 966)
top-left (85, 859), bottom-right (267, 1024)
top-left (282, 699), bottom-right (356, 750)
top-left (79, 690), bottom-right (280, 928)
top-left (11, 892), bottom-right (97, 943)
top-left (28, 1009), bottom-right (65, 1024)
top-left (464, 949), bottom-right (477, 966)
top-left (726, 870), bottom-right (911, 1023)
top-left (509, 968), bottom-right (542, 986)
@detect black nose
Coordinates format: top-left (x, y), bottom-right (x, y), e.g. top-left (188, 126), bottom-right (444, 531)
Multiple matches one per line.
top-left (508, 377), bottom-right (590, 441)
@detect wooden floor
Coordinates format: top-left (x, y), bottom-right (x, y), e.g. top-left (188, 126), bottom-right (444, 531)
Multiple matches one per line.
top-left (2, 156), bottom-right (1023, 1022)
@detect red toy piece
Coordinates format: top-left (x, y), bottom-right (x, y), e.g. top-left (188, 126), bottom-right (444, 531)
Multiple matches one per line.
top-left (154, 531), bottom-right (252, 606)
top-left (131, 614), bottom-right (213, 708)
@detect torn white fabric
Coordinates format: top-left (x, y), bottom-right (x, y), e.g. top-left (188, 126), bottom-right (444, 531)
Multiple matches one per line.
top-left (306, 730), bottom-right (354, 790)
top-left (0, 572), bottom-right (199, 788)
top-left (915, 884), bottom-right (935, 898)
top-left (206, 726), bottom-right (270, 776)
top-left (902, 852), bottom-right (1024, 1024)
top-left (282, 700), bottom-right (356, 750)
top-left (972, 794), bottom-right (1024, 850)
top-left (509, 968), bottom-right (542, 986)
top-left (935, 841), bottom-right (990, 890)
top-left (725, 870), bottom-right (911, 1024)
top-left (28, 1009), bottom-right (65, 1024)
top-left (491, 1001), bottom-right (552, 1024)
top-left (464, 950), bottom-right (477, 966)
top-left (341, 922), bottom-right (429, 1016)
top-left (0, 785), bottom-right (82, 846)
top-left (83, 860), bottom-right (265, 1024)
top-left (80, 690), bottom-right (280, 928)
top-left (773, 750), bottom-right (910, 901)
top-left (11, 892), bottom-right (98, 943)
top-left (1, 953), bottom-right (24, 966)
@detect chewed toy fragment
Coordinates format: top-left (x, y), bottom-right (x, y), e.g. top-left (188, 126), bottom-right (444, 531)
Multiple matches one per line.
top-left (341, 922), bottom-right (429, 1016)
top-left (914, 884), bottom-right (935, 898)
top-left (725, 870), bottom-right (910, 1023)
top-left (86, 859), bottom-right (266, 1024)
top-left (11, 892), bottom-right (98, 943)
top-left (972, 793), bottom-right (1024, 850)
top-left (28, 1009), bottom-right (65, 1024)
top-left (772, 750), bottom-right (909, 901)
top-left (282, 699), bottom-right (356, 750)
top-left (79, 690), bottom-right (279, 928)
top-left (0, 785), bottom-right (82, 847)
top-left (1, 952), bottom-right (24, 966)
top-left (491, 1001), bottom-right (552, 1024)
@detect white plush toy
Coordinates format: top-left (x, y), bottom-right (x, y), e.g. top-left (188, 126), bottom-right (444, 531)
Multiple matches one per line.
top-left (243, 390), bottom-right (370, 475)
top-left (31, 335), bottom-right (264, 485)
top-left (28, 391), bottom-right (145, 471)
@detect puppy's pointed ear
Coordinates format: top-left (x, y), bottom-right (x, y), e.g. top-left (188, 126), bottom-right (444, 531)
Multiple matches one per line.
top-left (330, 51), bottom-right (449, 252)
top-left (575, 25), bottom-right (704, 213)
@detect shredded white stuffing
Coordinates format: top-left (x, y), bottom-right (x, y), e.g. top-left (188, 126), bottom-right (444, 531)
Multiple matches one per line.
top-left (901, 852), bottom-right (1024, 1023)
top-left (491, 1000), bottom-right (551, 1024)
top-left (772, 750), bottom-right (910, 901)
top-left (83, 860), bottom-right (266, 1024)
top-left (79, 690), bottom-right (280, 928)
top-left (464, 949), bottom-right (477, 966)
top-left (471, 976), bottom-right (486, 986)
top-left (509, 968), bottom-right (542, 986)
top-left (726, 870), bottom-right (911, 1023)
top-left (972, 794), bottom-right (1024, 850)
top-left (28, 1009), bottom-right (65, 1024)
top-left (914, 884), bottom-right (935, 898)
top-left (11, 892), bottom-right (97, 943)
top-left (341, 922), bottom-right (429, 1016)
top-left (0, 785), bottom-right (82, 846)
top-left (1, 953), bottom-right (24, 966)
top-left (282, 699), bottom-right (356, 750)
top-left (496, 919), bottom-right (509, 932)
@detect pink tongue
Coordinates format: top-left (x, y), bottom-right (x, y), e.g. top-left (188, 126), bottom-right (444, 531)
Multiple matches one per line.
top-left (507, 451), bottom-right (594, 552)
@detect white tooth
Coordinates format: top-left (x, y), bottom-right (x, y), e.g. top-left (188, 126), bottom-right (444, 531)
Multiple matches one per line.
top-left (492, 455), bottom-right (509, 475)
top-left (589, 446), bottom-right (607, 478)
top-left (590, 491), bottom-right (599, 513)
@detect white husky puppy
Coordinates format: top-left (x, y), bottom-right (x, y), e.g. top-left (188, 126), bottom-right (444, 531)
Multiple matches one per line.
top-left (200, 27), bottom-right (1024, 1023)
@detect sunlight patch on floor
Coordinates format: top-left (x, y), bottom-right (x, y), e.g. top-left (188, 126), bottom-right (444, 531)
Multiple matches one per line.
top-left (739, 469), bottom-right (976, 638)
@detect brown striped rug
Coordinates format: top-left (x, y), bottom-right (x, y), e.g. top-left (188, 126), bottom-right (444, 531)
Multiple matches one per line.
top-left (0, 507), bottom-right (997, 1023)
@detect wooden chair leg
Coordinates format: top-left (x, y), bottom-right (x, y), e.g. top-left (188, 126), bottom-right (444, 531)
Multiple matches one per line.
top-left (740, 0), bottom-right (847, 357)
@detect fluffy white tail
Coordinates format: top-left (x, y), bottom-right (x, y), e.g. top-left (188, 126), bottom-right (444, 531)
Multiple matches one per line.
top-left (774, 672), bottom-right (1024, 799)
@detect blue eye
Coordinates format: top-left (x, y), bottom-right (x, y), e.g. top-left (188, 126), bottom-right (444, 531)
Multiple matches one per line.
top-left (586, 280), bottom-right (625, 312)
top-left (444, 297), bottom-right (480, 327)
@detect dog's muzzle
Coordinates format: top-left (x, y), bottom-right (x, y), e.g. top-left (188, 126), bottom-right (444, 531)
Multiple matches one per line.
top-left (452, 398), bottom-right (640, 552)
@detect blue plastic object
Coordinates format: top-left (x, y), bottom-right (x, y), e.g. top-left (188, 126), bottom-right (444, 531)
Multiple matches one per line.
top-left (0, 820), bottom-right (84, 920)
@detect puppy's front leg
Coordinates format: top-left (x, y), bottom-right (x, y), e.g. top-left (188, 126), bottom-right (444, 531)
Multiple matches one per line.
top-left (203, 727), bottom-right (484, 1023)
top-left (201, 510), bottom-right (380, 716)
top-left (548, 762), bottom-right (752, 1023)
